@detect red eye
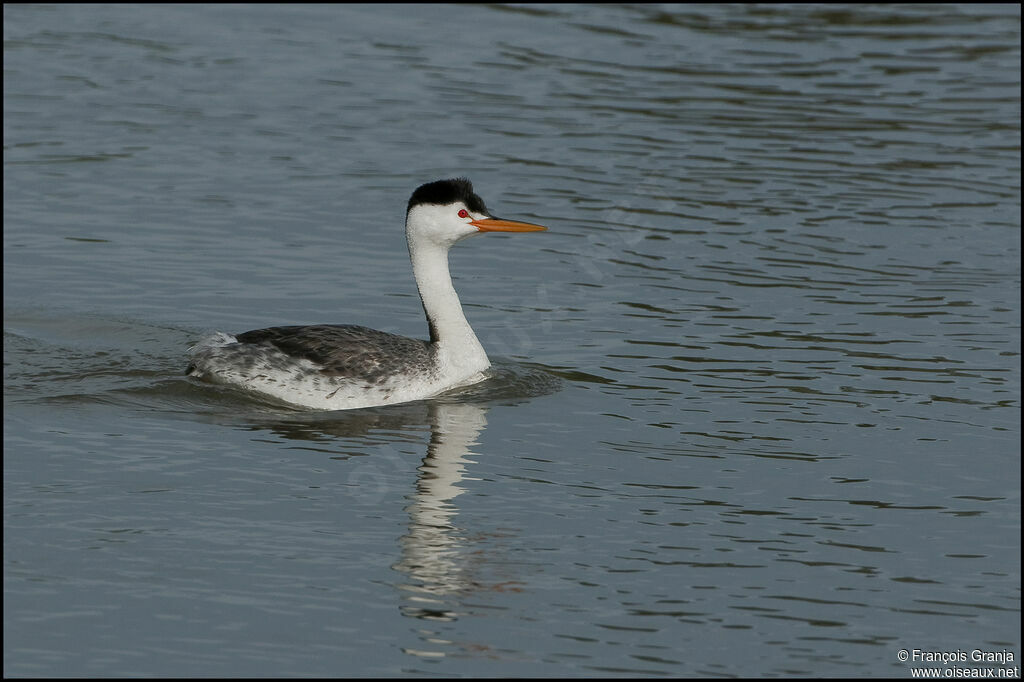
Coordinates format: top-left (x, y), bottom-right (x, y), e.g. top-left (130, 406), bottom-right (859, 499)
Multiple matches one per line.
top-left (458, 209), bottom-right (469, 218)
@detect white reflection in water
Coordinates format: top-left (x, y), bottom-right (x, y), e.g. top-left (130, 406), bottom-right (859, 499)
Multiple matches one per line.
top-left (394, 403), bottom-right (489, 624)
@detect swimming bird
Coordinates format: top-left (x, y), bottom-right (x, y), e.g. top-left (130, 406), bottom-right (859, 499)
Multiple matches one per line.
top-left (187, 178), bottom-right (547, 410)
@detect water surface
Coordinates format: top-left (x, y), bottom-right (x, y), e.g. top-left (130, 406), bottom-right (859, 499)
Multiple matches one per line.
top-left (4, 3), bottom-right (1020, 677)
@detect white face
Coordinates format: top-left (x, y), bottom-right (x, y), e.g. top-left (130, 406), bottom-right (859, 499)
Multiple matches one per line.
top-left (406, 201), bottom-right (486, 247)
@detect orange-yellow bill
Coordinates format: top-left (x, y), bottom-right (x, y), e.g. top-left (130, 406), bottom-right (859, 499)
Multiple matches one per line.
top-left (471, 217), bottom-right (547, 232)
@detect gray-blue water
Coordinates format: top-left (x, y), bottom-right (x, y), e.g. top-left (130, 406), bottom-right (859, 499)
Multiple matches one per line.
top-left (4, 3), bottom-right (1020, 677)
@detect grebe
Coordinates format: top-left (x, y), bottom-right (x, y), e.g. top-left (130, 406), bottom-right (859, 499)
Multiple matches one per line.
top-left (187, 178), bottom-right (547, 410)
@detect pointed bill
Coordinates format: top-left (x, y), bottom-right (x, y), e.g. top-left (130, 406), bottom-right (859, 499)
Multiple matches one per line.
top-left (470, 217), bottom-right (547, 232)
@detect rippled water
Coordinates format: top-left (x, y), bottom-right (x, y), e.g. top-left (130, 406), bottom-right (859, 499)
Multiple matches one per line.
top-left (4, 3), bottom-right (1020, 677)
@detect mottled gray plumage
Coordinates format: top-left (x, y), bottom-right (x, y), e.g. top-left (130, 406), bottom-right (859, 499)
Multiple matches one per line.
top-left (233, 324), bottom-right (435, 383)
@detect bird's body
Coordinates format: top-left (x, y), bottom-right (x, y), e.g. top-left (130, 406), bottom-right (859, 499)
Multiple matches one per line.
top-left (187, 178), bottom-right (546, 410)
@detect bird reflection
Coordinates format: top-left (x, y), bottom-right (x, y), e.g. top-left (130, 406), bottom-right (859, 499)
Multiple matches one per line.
top-left (393, 402), bottom-right (488, 621)
top-left (239, 396), bottom-right (524, 656)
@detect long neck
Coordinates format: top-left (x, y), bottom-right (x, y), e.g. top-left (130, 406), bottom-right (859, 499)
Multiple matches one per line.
top-left (408, 239), bottom-right (489, 374)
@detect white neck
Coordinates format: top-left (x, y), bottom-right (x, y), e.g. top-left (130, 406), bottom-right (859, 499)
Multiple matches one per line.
top-left (408, 238), bottom-right (490, 377)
